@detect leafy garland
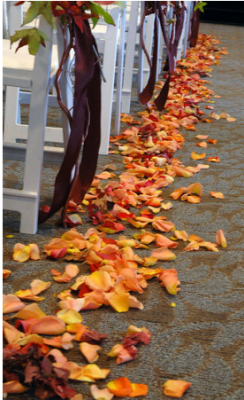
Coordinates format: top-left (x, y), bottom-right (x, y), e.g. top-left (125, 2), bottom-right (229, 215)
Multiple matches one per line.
top-left (11, 1), bottom-right (119, 54)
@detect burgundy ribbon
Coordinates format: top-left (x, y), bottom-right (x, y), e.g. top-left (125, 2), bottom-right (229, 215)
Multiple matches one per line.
top-left (39, 18), bottom-right (101, 225)
top-left (139, 2), bottom-right (185, 111)
top-left (190, 3), bottom-right (200, 48)
top-left (155, 2), bottom-right (185, 110)
top-left (139, 2), bottom-right (158, 105)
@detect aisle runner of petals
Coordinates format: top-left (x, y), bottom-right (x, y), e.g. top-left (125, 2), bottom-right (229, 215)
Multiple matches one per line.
top-left (3, 34), bottom-right (233, 399)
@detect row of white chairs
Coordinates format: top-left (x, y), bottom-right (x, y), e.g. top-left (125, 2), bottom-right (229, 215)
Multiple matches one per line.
top-left (3, 1), bottom-right (195, 234)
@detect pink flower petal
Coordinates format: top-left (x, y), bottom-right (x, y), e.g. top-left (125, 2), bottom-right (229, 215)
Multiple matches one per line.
top-left (3, 294), bottom-right (25, 314)
top-left (79, 342), bottom-right (101, 363)
top-left (91, 384), bottom-right (114, 400)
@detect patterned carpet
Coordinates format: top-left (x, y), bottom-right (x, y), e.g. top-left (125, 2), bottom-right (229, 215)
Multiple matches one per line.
top-left (3, 23), bottom-right (244, 399)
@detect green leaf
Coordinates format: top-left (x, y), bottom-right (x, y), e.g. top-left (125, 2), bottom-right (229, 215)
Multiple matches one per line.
top-left (90, 2), bottom-right (115, 26)
top-left (22, 1), bottom-right (40, 25)
top-left (36, 28), bottom-right (50, 42)
top-left (194, 1), bottom-right (207, 13)
top-left (39, 1), bottom-right (56, 28)
top-left (22, 1), bottom-right (55, 28)
top-left (29, 37), bottom-right (41, 55)
top-left (10, 28), bottom-right (33, 44)
top-left (11, 27), bottom-right (49, 55)
top-left (91, 16), bottom-right (99, 29)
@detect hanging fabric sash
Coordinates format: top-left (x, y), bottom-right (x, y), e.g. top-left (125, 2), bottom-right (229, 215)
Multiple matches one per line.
top-left (39, 18), bottom-right (101, 226)
top-left (139, 2), bottom-right (158, 105)
top-left (189, 2), bottom-right (200, 47)
top-left (139, 1), bottom-right (185, 111)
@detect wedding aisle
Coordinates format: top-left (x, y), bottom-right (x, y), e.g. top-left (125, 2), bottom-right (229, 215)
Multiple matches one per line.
top-left (3, 22), bottom-right (244, 400)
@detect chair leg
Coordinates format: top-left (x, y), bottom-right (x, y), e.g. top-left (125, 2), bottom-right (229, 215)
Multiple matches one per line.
top-left (21, 17), bottom-right (53, 233)
top-left (4, 86), bottom-right (20, 142)
top-left (114, 8), bottom-right (126, 136)
top-left (142, 14), bottom-right (155, 88)
top-left (121, 1), bottom-right (139, 113)
top-left (98, 8), bottom-right (120, 155)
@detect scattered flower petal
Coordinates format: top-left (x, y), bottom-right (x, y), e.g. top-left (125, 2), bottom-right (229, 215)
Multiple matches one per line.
top-left (163, 379), bottom-right (191, 398)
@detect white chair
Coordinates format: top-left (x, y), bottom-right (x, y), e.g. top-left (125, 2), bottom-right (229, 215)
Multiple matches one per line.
top-left (3, 15), bottom-right (59, 234)
top-left (2, 4), bottom-right (125, 233)
top-left (3, 1), bottom-right (71, 148)
top-left (176, 2), bottom-right (194, 61)
top-left (121, 1), bottom-right (168, 114)
top-left (3, 2), bottom-right (125, 155)
top-left (182, 1), bottom-right (195, 59)
top-left (91, 6), bottom-right (125, 154)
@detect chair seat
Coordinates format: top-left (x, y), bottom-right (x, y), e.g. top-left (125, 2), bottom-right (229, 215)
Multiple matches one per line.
top-left (3, 39), bottom-right (58, 88)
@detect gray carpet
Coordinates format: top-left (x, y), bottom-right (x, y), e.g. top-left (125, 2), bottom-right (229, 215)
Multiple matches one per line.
top-left (3, 23), bottom-right (244, 399)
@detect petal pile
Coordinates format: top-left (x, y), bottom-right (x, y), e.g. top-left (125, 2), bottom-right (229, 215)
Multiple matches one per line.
top-left (3, 31), bottom-right (232, 399)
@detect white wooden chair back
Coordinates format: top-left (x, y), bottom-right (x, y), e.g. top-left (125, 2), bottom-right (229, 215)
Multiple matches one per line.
top-left (3, 10), bottom-right (56, 234)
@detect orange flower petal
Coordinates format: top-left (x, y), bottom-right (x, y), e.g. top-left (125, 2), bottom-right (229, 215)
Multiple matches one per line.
top-left (59, 298), bottom-right (85, 312)
top-left (17, 333), bottom-right (44, 346)
top-left (143, 257), bottom-right (158, 267)
top-left (3, 269), bottom-right (12, 279)
top-left (105, 292), bottom-right (130, 313)
top-left (196, 134), bottom-right (208, 139)
top-left (57, 309), bottom-right (83, 324)
top-left (186, 195), bottom-right (201, 204)
top-left (152, 219), bottom-right (175, 232)
top-left (187, 182), bottom-right (203, 197)
top-left (136, 231), bottom-right (155, 244)
top-left (83, 364), bottom-right (110, 380)
top-left (3, 381), bottom-right (28, 394)
top-left (129, 383), bottom-right (148, 397)
top-left (196, 141), bottom-right (207, 148)
top-left (13, 244), bottom-right (31, 262)
top-left (30, 279), bottom-right (51, 295)
top-left (29, 243), bottom-right (41, 260)
top-left (95, 171), bottom-right (115, 179)
top-left (163, 379), bottom-right (191, 398)
top-left (161, 202), bottom-right (173, 211)
top-left (44, 332), bottom-right (74, 350)
top-left (90, 384), bottom-right (114, 400)
top-left (65, 264), bottom-right (80, 278)
top-left (71, 394), bottom-right (84, 400)
top-left (15, 289), bottom-right (44, 302)
top-left (3, 321), bottom-right (24, 344)
top-left (28, 316), bottom-right (66, 335)
top-left (208, 138), bottom-right (217, 144)
top-left (216, 229), bottom-right (227, 248)
top-left (155, 234), bottom-right (178, 249)
top-left (174, 230), bottom-right (188, 241)
top-left (85, 270), bottom-right (113, 292)
top-left (207, 156), bottom-right (220, 162)
top-left (3, 294), bottom-right (25, 314)
top-left (53, 264), bottom-right (79, 283)
top-left (191, 151), bottom-right (206, 160)
top-left (107, 343), bottom-right (124, 358)
top-left (151, 248), bottom-right (176, 261)
top-left (158, 269), bottom-right (180, 295)
top-left (170, 187), bottom-right (187, 200)
top-left (199, 241), bottom-right (219, 252)
top-left (173, 165), bottom-right (193, 178)
top-left (107, 377), bottom-right (132, 397)
top-left (13, 303), bottom-right (46, 320)
top-left (80, 342), bottom-right (101, 363)
top-left (209, 191), bottom-right (224, 199)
